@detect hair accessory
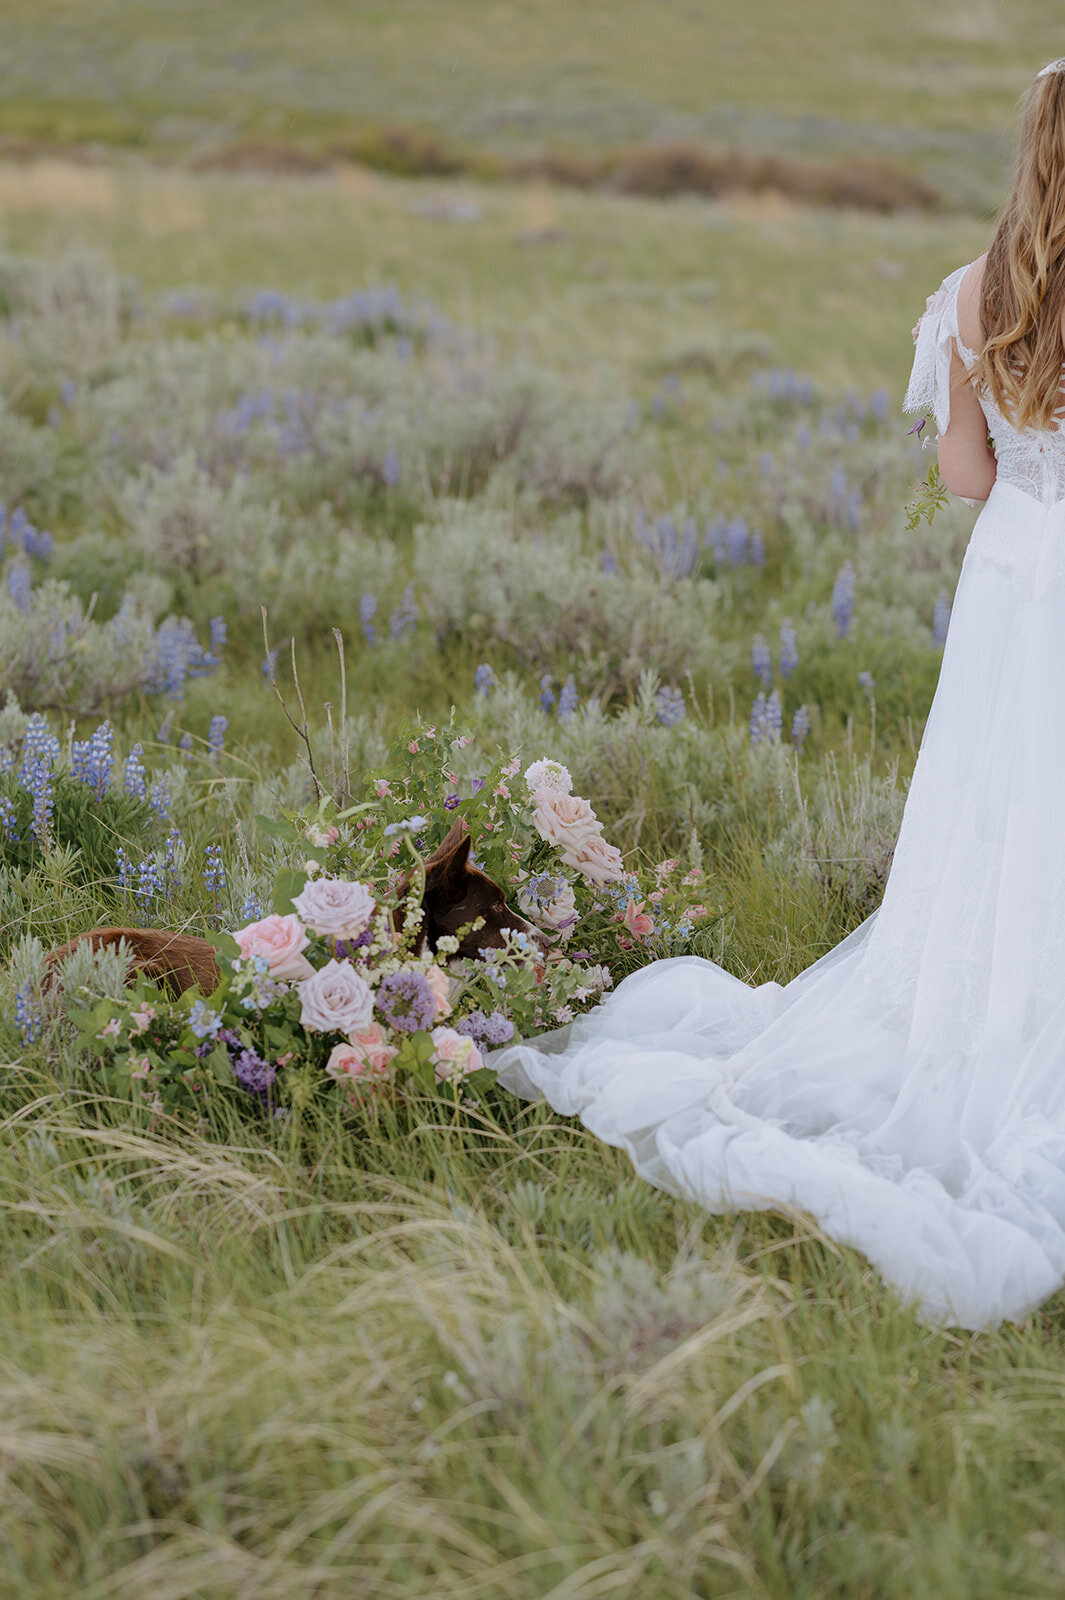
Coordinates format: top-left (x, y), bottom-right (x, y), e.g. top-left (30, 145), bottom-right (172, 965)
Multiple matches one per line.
top-left (1037, 58), bottom-right (1065, 78)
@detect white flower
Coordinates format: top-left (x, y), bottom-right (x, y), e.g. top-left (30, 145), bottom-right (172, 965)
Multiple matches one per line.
top-left (524, 758), bottom-right (573, 795)
top-left (518, 879), bottom-right (578, 940)
top-left (297, 959), bottom-right (374, 1034)
top-left (291, 877), bottom-right (376, 940)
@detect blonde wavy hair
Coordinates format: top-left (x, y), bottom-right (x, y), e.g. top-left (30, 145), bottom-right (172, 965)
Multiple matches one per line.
top-left (974, 65), bottom-right (1065, 430)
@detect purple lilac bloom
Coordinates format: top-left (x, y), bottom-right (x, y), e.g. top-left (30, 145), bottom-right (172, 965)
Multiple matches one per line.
top-left (376, 970), bottom-right (436, 1033)
top-left (557, 676), bottom-right (578, 720)
top-left (831, 562), bottom-right (856, 638)
top-left (751, 634), bottom-right (772, 688)
top-left (933, 591), bottom-right (951, 647)
top-left (13, 982), bottom-right (42, 1047)
top-left (792, 705), bottom-right (811, 753)
top-left (779, 623), bottom-right (799, 680)
top-left (656, 685), bottom-right (685, 727)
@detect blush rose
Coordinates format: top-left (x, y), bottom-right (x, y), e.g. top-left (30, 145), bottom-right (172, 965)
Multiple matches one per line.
top-left (430, 1027), bottom-right (485, 1082)
top-left (326, 1025), bottom-right (398, 1083)
top-left (233, 912), bottom-right (315, 980)
top-left (297, 958), bottom-right (374, 1035)
top-left (291, 877), bottom-right (376, 940)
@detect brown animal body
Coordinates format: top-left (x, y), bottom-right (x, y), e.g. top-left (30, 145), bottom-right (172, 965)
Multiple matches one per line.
top-left (47, 818), bottom-right (545, 997)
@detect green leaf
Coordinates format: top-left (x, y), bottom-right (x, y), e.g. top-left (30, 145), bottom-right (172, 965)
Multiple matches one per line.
top-left (254, 813), bottom-right (300, 842)
top-left (273, 868), bottom-right (309, 915)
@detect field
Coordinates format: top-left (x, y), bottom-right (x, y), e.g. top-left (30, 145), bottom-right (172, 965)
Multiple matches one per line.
top-left (2, 8), bottom-right (1065, 1598)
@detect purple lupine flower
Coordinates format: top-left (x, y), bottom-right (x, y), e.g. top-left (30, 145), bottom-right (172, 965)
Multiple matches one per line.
top-left (751, 634), bottom-right (772, 688)
top-left (749, 693), bottom-right (769, 747)
top-left (124, 743), bottom-right (147, 800)
top-left (539, 674), bottom-right (556, 712)
top-left (149, 778), bottom-right (170, 820)
top-left (164, 828), bottom-right (182, 888)
top-left (780, 623), bottom-right (799, 680)
top-left (136, 856), bottom-right (162, 913)
top-left (360, 593), bottom-right (377, 647)
top-left (831, 562), bottom-right (856, 638)
top-left (7, 565), bottom-right (30, 612)
top-left (116, 846), bottom-right (133, 892)
top-left (474, 663), bottom-right (497, 696)
top-left (792, 705), bottom-right (811, 753)
top-left (557, 676), bottom-right (578, 720)
top-left (389, 583), bottom-right (417, 639)
top-left (933, 591), bottom-right (951, 647)
top-left (382, 446), bottom-right (400, 487)
top-left (203, 843), bottom-right (226, 895)
top-left (13, 982), bottom-right (42, 1047)
top-left (178, 732), bottom-right (194, 758)
top-left (656, 685), bottom-right (685, 727)
top-left (857, 671), bottom-right (876, 695)
top-left (23, 755), bottom-right (54, 842)
top-left (208, 716), bottom-right (228, 755)
top-left (0, 795), bottom-right (18, 842)
top-left (750, 531), bottom-right (767, 567)
top-left (206, 615), bottom-right (227, 666)
top-left (765, 689), bottom-right (783, 741)
top-left (376, 970), bottom-right (436, 1033)
top-left (725, 518), bottom-right (749, 566)
top-left (240, 892), bottom-right (263, 921)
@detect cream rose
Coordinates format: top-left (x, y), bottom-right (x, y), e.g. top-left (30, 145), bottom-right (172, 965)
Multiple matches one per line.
top-left (291, 877), bottom-right (376, 940)
top-left (232, 912), bottom-right (315, 980)
top-left (424, 964), bottom-right (452, 1018)
top-left (430, 1026), bottom-right (485, 1082)
top-left (530, 788), bottom-right (603, 858)
top-left (297, 958), bottom-right (374, 1034)
top-left (566, 831), bottom-right (626, 886)
top-left (326, 1026), bottom-right (397, 1083)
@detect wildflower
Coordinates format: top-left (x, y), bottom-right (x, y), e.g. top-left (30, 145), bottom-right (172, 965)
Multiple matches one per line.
top-left (188, 1000), bottom-right (223, 1040)
top-left (766, 690), bottom-right (783, 741)
top-left (933, 591), bottom-right (951, 647)
top-left (135, 856), bottom-right (162, 913)
top-left (474, 663), bottom-right (497, 696)
top-left (203, 843), bottom-right (226, 895)
top-left (382, 815), bottom-right (429, 837)
top-left (907, 417), bottom-right (926, 437)
top-left (538, 673), bottom-right (556, 712)
top-left (7, 565), bottom-right (31, 612)
top-left (656, 685), bottom-right (685, 727)
top-left (124, 743), bottom-right (147, 800)
top-left (149, 778), bottom-right (170, 820)
top-left (831, 562), bottom-right (856, 638)
top-left (360, 593), bottom-right (377, 647)
top-left (749, 693), bottom-right (769, 747)
top-left (233, 1047), bottom-right (279, 1098)
top-left (792, 705), bottom-right (811, 753)
top-left (444, 793), bottom-right (461, 810)
top-left (858, 670), bottom-right (876, 694)
top-left (456, 1011), bottom-right (488, 1041)
top-left (13, 982), bottom-right (42, 1047)
top-left (779, 622), bottom-right (799, 680)
top-left (622, 899), bottom-right (655, 937)
top-left (116, 845), bottom-right (133, 892)
top-left (129, 1004), bottom-right (157, 1033)
top-left (207, 615), bottom-right (227, 667)
top-left (557, 676), bottom-right (579, 720)
top-left (382, 446), bottom-right (400, 487)
top-left (208, 716), bottom-right (228, 755)
top-left (22, 753), bottom-right (54, 843)
top-left (390, 582), bottom-right (417, 638)
top-left (524, 758), bottom-right (572, 795)
top-left (376, 970), bottom-right (436, 1033)
top-left (99, 1017), bottom-right (123, 1041)
top-left (0, 796), bottom-right (18, 842)
top-left (480, 1011), bottom-right (514, 1046)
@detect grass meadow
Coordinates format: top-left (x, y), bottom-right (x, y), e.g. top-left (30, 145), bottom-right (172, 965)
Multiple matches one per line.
top-left (2, 8), bottom-right (1065, 1597)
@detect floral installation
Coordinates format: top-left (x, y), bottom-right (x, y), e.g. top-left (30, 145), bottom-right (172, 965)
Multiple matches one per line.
top-left (75, 720), bottom-right (713, 1122)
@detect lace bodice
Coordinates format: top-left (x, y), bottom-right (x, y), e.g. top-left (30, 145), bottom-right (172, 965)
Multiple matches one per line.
top-left (904, 262), bottom-right (1065, 507)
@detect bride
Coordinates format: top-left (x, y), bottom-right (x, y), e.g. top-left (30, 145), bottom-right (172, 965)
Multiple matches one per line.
top-left (490, 60), bottom-right (1065, 1332)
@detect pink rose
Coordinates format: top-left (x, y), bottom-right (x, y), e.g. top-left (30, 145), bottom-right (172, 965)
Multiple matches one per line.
top-left (326, 1026), bottom-right (397, 1083)
top-left (424, 964), bottom-right (452, 1018)
top-left (233, 912), bottom-right (314, 980)
top-left (297, 959), bottom-right (374, 1034)
top-left (567, 832), bottom-right (626, 886)
top-left (622, 898), bottom-right (655, 937)
top-left (291, 877), bottom-right (376, 940)
top-left (429, 1027), bottom-right (485, 1082)
top-left (530, 788), bottom-right (603, 859)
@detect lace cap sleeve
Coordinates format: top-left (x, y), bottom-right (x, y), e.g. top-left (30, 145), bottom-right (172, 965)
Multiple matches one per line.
top-left (903, 264), bottom-right (970, 434)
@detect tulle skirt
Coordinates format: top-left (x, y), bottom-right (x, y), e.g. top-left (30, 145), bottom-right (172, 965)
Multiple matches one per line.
top-left (491, 481), bottom-right (1065, 1330)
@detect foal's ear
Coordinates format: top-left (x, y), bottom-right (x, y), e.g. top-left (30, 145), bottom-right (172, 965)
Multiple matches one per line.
top-left (425, 818), bottom-right (471, 890)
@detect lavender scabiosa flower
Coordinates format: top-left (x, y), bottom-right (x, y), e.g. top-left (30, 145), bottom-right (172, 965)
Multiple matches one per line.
top-left (0, 795), bottom-right (18, 842)
top-left (831, 561), bottom-right (856, 639)
top-left (360, 593), bottom-right (377, 647)
top-left (751, 634), bottom-right (772, 688)
top-left (933, 591), bottom-right (951, 647)
top-left (203, 843), bottom-right (226, 895)
top-left (13, 982), bottom-right (42, 1047)
top-left (376, 970), bottom-right (436, 1033)
top-left (474, 663), bottom-right (497, 696)
top-left (779, 622), bottom-right (799, 680)
top-left (208, 716), bottom-right (228, 756)
top-left (557, 675), bottom-right (578, 720)
top-left (656, 684), bottom-right (685, 727)
top-left (124, 743), bottom-right (147, 800)
top-left (792, 705), bottom-right (811, 753)
top-left (233, 1047), bottom-right (278, 1098)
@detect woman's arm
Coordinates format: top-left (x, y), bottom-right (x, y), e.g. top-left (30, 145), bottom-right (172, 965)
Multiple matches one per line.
top-left (936, 345), bottom-right (997, 501)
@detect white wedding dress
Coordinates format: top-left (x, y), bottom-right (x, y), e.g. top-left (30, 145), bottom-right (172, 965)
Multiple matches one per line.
top-left (491, 260), bottom-right (1065, 1331)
